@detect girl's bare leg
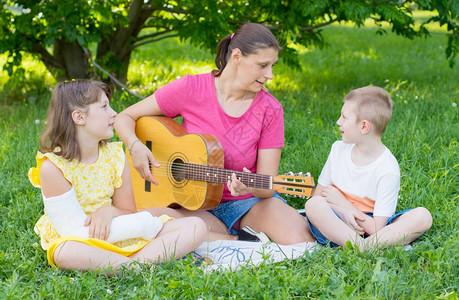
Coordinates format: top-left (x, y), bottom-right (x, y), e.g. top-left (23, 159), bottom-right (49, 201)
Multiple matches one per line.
top-left (145, 207), bottom-right (236, 241)
top-left (53, 241), bottom-right (138, 276)
top-left (53, 217), bottom-right (208, 275)
top-left (130, 217), bottom-right (207, 262)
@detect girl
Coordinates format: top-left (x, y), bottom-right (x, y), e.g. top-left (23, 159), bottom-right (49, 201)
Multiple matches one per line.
top-left (115, 23), bottom-right (315, 244)
top-left (29, 80), bottom-right (206, 275)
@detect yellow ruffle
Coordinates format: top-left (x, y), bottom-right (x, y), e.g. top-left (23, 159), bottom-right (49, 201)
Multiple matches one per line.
top-left (46, 214), bottom-right (174, 267)
top-left (47, 236), bottom-right (149, 267)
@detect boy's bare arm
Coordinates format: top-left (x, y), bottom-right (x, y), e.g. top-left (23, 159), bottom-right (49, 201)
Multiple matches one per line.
top-left (312, 184), bottom-right (325, 197)
top-left (322, 185), bottom-right (386, 235)
top-left (329, 203), bottom-right (365, 235)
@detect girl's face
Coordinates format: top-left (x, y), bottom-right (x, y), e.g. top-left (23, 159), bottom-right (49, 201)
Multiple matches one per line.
top-left (336, 101), bottom-right (362, 144)
top-left (236, 47), bottom-right (278, 92)
top-left (84, 92), bottom-right (117, 141)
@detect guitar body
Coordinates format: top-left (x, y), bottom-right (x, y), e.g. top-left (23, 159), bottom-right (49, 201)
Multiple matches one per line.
top-left (128, 116), bottom-right (223, 210)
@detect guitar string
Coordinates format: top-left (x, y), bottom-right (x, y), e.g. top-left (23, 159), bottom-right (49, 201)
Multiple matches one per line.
top-left (146, 160), bottom-right (306, 183)
top-left (137, 161), bottom-right (310, 193)
top-left (150, 160), bottom-right (271, 183)
top-left (139, 160), bottom-right (273, 187)
top-left (149, 160), bottom-right (266, 178)
top-left (138, 160), bottom-right (308, 189)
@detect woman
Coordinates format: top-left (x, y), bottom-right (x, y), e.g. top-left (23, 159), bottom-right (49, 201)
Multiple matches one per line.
top-left (115, 23), bottom-right (314, 244)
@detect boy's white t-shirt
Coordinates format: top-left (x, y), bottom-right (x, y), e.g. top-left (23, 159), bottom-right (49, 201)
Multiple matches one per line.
top-left (318, 141), bottom-right (400, 217)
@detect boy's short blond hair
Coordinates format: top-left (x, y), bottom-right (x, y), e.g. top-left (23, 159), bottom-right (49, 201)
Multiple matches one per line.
top-left (344, 86), bottom-right (393, 135)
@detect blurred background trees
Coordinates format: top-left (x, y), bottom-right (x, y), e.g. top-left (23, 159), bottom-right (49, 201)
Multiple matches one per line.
top-left (1, 0), bottom-right (457, 85)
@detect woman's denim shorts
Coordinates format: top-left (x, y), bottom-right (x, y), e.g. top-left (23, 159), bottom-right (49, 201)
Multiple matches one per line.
top-left (208, 192), bottom-right (286, 235)
top-left (306, 209), bottom-right (413, 247)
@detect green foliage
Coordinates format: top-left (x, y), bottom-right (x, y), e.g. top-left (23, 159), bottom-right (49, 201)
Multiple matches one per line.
top-left (0, 0), bottom-right (124, 68)
top-left (0, 15), bottom-right (458, 298)
top-left (0, 0), bottom-right (457, 90)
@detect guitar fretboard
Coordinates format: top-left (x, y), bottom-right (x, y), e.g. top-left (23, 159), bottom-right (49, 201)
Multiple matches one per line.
top-left (184, 163), bottom-right (272, 189)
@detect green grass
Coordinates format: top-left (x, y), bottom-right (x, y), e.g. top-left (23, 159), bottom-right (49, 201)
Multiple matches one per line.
top-left (1, 12), bottom-right (458, 298)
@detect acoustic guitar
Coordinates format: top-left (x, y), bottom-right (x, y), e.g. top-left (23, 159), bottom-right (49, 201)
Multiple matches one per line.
top-left (127, 116), bottom-right (315, 210)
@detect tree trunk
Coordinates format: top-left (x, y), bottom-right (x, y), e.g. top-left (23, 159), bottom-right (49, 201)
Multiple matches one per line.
top-left (54, 39), bottom-right (89, 80)
top-left (96, 0), bottom-right (155, 84)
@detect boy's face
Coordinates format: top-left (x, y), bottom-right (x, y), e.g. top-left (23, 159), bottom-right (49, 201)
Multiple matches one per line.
top-left (336, 101), bottom-right (362, 144)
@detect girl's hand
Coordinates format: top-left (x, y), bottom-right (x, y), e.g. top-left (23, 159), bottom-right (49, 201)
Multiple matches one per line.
top-left (84, 205), bottom-right (118, 240)
top-left (227, 167), bottom-right (251, 197)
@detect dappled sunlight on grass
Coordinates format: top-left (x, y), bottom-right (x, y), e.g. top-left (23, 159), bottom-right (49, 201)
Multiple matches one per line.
top-left (0, 53), bottom-right (55, 104)
top-left (0, 55), bottom-right (7, 85)
top-left (128, 38), bottom-right (214, 96)
top-left (0, 11), bottom-right (457, 298)
top-left (277, 25), bottom-right (457, 98)
top-left (0, 53), bottom-right (55, 84)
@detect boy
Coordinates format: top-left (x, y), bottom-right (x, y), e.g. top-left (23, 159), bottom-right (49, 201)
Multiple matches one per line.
top-left (304, 86), bottom-right (432, 250)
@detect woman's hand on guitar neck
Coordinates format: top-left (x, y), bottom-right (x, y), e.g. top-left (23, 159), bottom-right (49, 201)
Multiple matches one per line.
top-left (227, 167), bottom-right (251, 197)
top-left (130, 141), bottom-right (160, 185)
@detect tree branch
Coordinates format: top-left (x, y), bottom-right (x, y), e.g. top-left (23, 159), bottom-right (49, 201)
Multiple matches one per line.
top-left (143, 5), bottom-right (189, 15)
top-left (299, 19), bottom-right (339, 31)
top-left (264, 19), bottom-right (339, 32)
top-left (84, 48), bottom-right (144, 99)
top-left (128, 34), bottom-right (178, 52)
top-left (136, 28), bottom-right (173, 42)
top-left (31, 42), bottom-right (64, 70)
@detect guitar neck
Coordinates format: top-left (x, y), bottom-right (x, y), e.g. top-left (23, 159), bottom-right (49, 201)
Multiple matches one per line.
top-left (184, 163), bottom-right (272, 189)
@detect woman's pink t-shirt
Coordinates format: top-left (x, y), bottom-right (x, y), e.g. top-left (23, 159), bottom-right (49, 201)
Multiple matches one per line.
top-left (155, 73), bottom-right (284, 202)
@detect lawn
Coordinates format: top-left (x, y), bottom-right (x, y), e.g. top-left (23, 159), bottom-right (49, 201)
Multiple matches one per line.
top-left (0, 12), bottom-right (457, 299)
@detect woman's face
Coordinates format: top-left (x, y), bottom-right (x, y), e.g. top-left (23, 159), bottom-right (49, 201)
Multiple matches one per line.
top-left (236, 47), bottom-right (278, 92)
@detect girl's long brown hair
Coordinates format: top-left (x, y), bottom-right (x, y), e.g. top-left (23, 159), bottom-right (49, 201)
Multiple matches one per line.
top-left (40, 80), bottom-right (111, 161)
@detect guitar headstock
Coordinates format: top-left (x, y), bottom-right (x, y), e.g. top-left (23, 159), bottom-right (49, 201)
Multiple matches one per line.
top-left (273, 172), bottom-right (316, 198)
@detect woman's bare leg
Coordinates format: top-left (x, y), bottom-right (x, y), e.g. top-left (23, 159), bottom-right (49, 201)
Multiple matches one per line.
top-left (241, 197), bottom-right (315, 245)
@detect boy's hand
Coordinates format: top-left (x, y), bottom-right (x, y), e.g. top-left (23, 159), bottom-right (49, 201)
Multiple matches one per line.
top-left (331, 203), bottom-right (366, 235)
top-left (322, 185), bottom-right (349, 206)
top-left (341, 210), bottom-right (366, 235)
top-left (84, 205), bottom-right (117, 240)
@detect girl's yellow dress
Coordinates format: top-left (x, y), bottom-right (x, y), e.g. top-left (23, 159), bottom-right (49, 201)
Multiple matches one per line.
top-left (28, 142), bottom-right (166, 266)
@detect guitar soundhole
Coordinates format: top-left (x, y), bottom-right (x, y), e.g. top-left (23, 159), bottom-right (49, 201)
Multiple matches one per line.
top-left (171, 158), bottom-right (186, 182)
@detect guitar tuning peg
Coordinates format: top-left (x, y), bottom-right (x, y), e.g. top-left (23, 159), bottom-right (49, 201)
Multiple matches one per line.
top-left (297, 172), bottom-right (303, 176)
top-left (306, 172), bottom-right (311, 177)
top-left (287, 171), bottom-right (294, 175)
